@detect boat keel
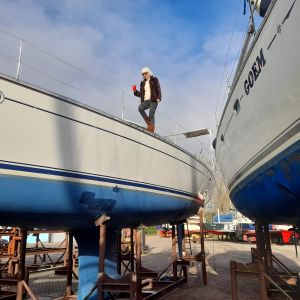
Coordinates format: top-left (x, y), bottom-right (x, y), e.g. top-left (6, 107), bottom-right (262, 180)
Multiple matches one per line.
top-left (74, 226), bottom-right (120, 300)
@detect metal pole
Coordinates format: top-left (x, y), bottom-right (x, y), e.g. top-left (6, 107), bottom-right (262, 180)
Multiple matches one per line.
top-left (293, 227), bottom-right (298, 258)
top-left (117, 231), bottom-right (122, 275)
top-left (255, 223), bottom-right (269, 300)
top-left (135, 229), bottom-right (142, 300)
top-left (172, 224), bottom-right (177, 281)
top-left (16, 229), bottom-right (27, 300)
top-left (99, 223), bottom-right (106, 300)
top-left (16, 39), bottom-right (23, 80)
top-left (64, 233), bottom-right (68, 267)
top-left (200, 208), bottom-right (208, 285)
top-left (141, 227), bottom-right (146, 254)
top-left (66, 232), bottom-right (74, 296)
top-left (33, 233), bottom-right (39, 265)
top-left (130, 228), bottom-right (134, 272)
top-left (263, 224), bottom-right (273, 272)
top-left (94, 214), bottom-right (110, 300)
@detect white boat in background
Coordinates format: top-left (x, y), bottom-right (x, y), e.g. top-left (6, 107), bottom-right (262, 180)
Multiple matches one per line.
top-left (215, 0), bottom-right (300, 225)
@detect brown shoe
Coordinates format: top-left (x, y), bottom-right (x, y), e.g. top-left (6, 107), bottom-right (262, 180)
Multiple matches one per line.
top-left (143, 116), bottom-right (151, 125)
top-left (147, 123), bottom-right (155, 133)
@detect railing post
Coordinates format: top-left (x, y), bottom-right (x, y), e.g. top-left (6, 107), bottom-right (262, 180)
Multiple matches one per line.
top-left (16, 39), bottom-right (23, 80)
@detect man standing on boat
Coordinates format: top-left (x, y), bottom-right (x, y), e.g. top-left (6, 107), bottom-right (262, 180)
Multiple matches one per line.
top-left (132, 67), bottom-right (161, 133)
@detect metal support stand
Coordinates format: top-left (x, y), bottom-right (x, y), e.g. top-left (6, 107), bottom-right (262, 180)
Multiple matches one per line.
top-left (16, 229), bottom-right (39, 300)
top-left (135, 229), bottom-right (142, 300)
top-left (65, 232), bottom-right (74, 297)
top-left (130, 228), bottom-right (135, 272)
top-left (84, 219), bottom-right (201, 300)
top-left (230, 223), bottom-right (298, 300)
top-left (255, 224), bottom-right (269, 300)
top-left (118, 230), bottom-right (133, 278)
top-left (183, 209), bottom-right (207, 285)
top-left (16, 229), bottom-right (27, 300)
top-left (200, 208), bottom-right (207, 285)
top-left (96, 214), bottom-right (110, 300)
top-left (84, 215), bottom-right (138, 300)
top-left (117, 231), bottom-right (122, 275)
top-left (263, 224), bottom-right (273, 272)
top-left (171, 225), bottom-right (177, 281)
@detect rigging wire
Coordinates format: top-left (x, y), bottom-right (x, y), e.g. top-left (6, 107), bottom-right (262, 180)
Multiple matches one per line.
top-left (0, 27), bottom-right (194, 141)
top-left (227, 31), bottom-right (248, 86)
top-left (215, 30), bottom-right (247, 127)
top-left (214, 0), bottom-right (243, 129)
top-left (0, 27), bottom-right (218, 162)
top-left (0, 51), bottom-right (140, 118)
top-left (0, 27), bottom-right (124, 95)
top-left (216, 0), bottom-right (262, 127)
top-left (0, 28), bottom-right (199, 144)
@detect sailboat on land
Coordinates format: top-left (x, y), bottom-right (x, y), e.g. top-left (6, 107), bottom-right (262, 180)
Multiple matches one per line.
top-left (0, 34), bottom-right (213, 298)
top-left (215, 0), bottom-right (300, 225)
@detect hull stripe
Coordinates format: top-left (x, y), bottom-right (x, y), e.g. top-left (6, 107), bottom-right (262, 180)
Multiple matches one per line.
top-left (228, 120), bottom-right (300, 190)
top-left (0, 161), bottom-right (198, 200)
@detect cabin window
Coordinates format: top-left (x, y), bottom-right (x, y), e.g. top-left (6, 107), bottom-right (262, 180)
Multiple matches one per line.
top-left (221, 134), bottom-right (225, 144)
top-left (233, 99), bottom-right (240, 114)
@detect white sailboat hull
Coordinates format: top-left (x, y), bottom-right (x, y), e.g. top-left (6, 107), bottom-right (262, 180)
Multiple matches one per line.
top-left (216, 0), bottom-right (300, 224)
top-left (0, 74), bottom-right (212, 229)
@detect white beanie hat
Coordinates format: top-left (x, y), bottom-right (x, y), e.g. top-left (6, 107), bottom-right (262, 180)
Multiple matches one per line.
top-left (141, 67), bottom-right (152, 75)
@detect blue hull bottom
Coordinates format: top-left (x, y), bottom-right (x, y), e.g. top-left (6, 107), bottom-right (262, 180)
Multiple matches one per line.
top-left (0, 174), bottom-right (200, 299)
top-left (0, 174), bottom-right (199, 230)
top-left (230, 141), bottom-right (300, 225)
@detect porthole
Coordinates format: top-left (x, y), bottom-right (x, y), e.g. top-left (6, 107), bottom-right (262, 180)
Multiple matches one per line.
top-left (233, 98), bottom-right (240, 114)
top-left (0, 91), bottom-right (5, 104)
top-left (221, 134), bottom-right (225, 144)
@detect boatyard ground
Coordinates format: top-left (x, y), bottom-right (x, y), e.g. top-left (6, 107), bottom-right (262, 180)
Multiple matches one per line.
top-left (25, 236), bottom-right (300, 299)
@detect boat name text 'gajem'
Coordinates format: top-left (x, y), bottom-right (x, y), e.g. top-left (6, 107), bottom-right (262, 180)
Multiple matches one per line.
top-left (244, 48), bottom-right (266, 95)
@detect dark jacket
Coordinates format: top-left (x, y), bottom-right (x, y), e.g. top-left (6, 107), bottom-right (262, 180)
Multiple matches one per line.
top-left (134, 76), bottom-right (162, 102)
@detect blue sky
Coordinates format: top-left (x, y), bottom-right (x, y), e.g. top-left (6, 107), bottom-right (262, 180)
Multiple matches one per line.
top-left (0, 0), bottom-right (255, 156)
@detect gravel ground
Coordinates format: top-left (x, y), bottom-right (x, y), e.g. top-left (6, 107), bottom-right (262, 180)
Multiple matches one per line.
top-left (3, 236), bottom-right (300, 299)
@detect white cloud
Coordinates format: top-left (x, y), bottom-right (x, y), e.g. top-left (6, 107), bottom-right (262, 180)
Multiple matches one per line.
top-left (0, 0), bottom-right (247, 155)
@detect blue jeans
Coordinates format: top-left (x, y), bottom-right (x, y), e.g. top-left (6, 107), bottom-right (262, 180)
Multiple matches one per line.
top-left (138, 100), bottom-right (158, 125)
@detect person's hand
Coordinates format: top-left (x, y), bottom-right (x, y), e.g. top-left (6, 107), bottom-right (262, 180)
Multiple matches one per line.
top-left (157, 99), bottom-right (161, 102)
top-left (132, 85), bottom-right (137, 92)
